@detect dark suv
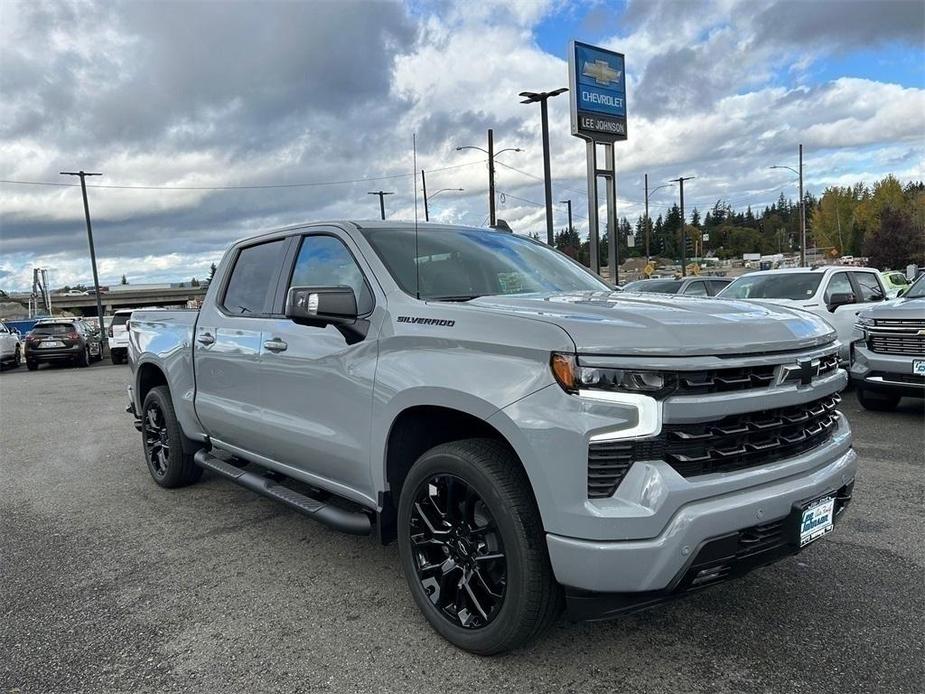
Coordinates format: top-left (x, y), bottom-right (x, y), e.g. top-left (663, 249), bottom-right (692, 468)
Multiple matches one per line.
top-left (25, 319), bottom-right (103, 370)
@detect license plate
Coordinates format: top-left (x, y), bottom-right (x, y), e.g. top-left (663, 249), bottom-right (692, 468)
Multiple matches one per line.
top-left (799, 496), bottom-right (835, 547)
top-left (914, 360), bottom-right (925, 376)
top-left (41, 341), bottom-right (64, 348)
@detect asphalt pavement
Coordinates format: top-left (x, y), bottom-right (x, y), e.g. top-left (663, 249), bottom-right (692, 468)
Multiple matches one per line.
top-left (1, 362), bottom-right (923, 693)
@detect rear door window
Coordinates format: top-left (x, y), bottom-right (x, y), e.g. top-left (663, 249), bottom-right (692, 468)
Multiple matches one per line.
top-left (852, 272), bottom-right (885, 303)
top-left (222, 240), bottom-right (286, 316)
top-left (683, 280), bottom-right (708, 296)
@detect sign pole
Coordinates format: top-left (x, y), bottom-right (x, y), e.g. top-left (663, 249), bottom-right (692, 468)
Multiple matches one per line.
top-left (586, 141), bottom-right (600, 274)
top-left (605, 143), bottom-right (618, 285)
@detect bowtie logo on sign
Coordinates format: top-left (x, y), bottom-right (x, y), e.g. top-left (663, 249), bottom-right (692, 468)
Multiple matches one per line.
top-left (582, 60), bottom-right (621, 87)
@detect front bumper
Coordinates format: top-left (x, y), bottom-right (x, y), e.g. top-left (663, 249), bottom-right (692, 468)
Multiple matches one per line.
top-left (850, 344), bottom-right (925, 398)
top-left (547, 444), bottom-right (857, 595)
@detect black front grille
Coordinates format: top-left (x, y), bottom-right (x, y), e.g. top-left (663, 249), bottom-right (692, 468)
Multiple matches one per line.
top-left (874, 318), bottom-right (925, 330)
top-left (868, 333), bottom-right (925, 356)
top-left (674, 352), bottom-right (838, 395)
top-left (586, 394), bottom-right (840, 497)
top-left (660, 393), bottom-right (841, 478)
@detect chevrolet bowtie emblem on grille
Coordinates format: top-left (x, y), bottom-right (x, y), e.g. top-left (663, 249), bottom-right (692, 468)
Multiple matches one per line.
top-left (582, 59), bottom-right (621, 86)
top-left (777, 358), bottom-right (821, 386)
top-left (918, 329), bottom-right (925, 336)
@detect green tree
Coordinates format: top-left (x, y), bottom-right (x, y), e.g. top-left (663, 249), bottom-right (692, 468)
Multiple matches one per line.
top-left (208, 263), bottom-right (217, 281)
top-left (865, 207), bottom-right (922, 270)
top-left (120, 274), bottom-right (128, 285)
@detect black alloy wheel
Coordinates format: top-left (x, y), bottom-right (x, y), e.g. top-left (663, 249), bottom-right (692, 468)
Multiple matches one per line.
top-left (409, 473), bottom-right (507, 629)
top-left (143, 401), bottom-right (171, 478)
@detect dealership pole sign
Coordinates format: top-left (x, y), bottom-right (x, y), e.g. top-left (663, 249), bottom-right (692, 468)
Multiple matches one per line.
top-left (569, 40), bottom-right (627, 282)
top-left (569, 41), bottom-right (627, 142)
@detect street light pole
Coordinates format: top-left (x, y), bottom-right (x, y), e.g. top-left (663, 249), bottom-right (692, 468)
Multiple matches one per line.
top-left (644, 177), bottom-right (675, 264)
top-left (559, 199), bottom-right (572, 244)
top-left (669, 176), bottom-right (696, 277)
top-left (770, 144), bottom-right (806, 266)
top-left (519, 88), bottom-right (568, 246)
top-left (456, 133), bottom-right (522, 228)
top-left (60, 170), bottom-right (106, 348)
top-left (368, 191), bottom-right (394, 220)
top-left (422, 182), bottom-right (464, 223)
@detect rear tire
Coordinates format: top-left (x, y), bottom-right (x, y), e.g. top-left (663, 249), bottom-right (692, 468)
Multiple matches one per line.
top-left (77, 345), bottom-right (90, 368)
top-left (141, 385), bottom-right (203, 488)
top-left (857, 387), bottom-right (900, 412)
top-left (10, 345), bottom-right (21, 369)
top-left (26, 360), bottom-right (38, 371)
top-left (112, 350), bottom-right (125, 365)
top-left (397, 439), bottom-right (560, 655)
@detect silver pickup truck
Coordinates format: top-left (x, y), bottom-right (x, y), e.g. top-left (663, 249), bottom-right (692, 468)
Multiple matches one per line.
top-left (127, 221), bottom-right (856, 654)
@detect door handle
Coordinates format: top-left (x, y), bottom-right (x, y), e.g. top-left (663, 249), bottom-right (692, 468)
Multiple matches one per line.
top-left (263, 338), bottom-right (288, 352)
top-left (197, 333), bottom-right (215, 346)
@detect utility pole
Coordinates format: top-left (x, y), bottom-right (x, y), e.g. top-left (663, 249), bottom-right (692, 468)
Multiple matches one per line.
top-left (457, 131), bottom-right (521, 228)
top-left (487, 129), bottom-right (496, 226)
top-left (669, 176), bottom-right (696, 277)
top-left (421, 170), bottom-right (429, 222)
top-left (368, 191), bottom-right (394, 220)
top-left (520, 88), bottom-right (568, 245)
top-left (559, 199), bottom-right (572, 245)
top-left (60, 170), bottom-right (106, 349)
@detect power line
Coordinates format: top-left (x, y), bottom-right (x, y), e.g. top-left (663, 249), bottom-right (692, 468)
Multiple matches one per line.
top-left (0, 159), bottom-right (485, 191)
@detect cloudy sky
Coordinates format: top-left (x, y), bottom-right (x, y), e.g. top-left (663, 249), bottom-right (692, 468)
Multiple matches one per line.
top-left (1, 0), bottom-right (922, 291)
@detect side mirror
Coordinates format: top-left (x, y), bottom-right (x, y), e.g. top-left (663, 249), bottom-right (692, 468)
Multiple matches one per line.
top-left (897, 287), bottom-right (908, 297)
top-left (286, 286), bottom-right (358, 325)
top-left (827, 292), bottom-right (855, 312)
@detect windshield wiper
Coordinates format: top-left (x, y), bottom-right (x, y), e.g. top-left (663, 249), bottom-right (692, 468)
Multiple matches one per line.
top-left (428, 294), bottom-right (483, 302)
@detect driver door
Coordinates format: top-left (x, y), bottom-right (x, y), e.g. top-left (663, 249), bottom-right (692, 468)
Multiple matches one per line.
top-left (257, 230), bottom-right (383, 500)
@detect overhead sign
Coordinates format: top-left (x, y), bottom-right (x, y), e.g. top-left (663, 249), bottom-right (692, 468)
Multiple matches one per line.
top-left (569, 41), bottom-right (627, 142)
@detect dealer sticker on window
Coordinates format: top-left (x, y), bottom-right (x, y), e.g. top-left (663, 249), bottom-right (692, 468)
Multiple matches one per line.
top-left (800, 496), bottom-right (835, 547)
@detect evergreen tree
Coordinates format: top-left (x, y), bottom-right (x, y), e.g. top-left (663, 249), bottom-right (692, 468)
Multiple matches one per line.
top-left (120, 274), bottom-right (128, 285)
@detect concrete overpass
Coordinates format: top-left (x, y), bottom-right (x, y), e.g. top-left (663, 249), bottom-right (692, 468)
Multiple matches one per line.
top-left (10, 286), bottom-right (209, 317)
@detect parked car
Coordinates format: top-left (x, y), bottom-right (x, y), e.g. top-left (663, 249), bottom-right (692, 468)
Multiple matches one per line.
top-left (62, 289), bottom-right (89, 296)
top-left (127, 221), bottom-right (854, 654)
top-left (24, 318), bottom-right (103, 370)
top-left (718, 266), bottom-right (888, 364)
top-left (108, 309), bottom-right (133, 364)
top-left (851, 274), bottom-right (925, 410)
top-left (880, 270), bottom-right (911, 299)
top-left (0, 321), bottom-right (22, 369)
top-left (623, 276), bottom-right (732, 296)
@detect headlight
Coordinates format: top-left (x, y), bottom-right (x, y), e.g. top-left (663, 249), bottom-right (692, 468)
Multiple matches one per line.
top-left (551, 352), bottom-right (676, 395)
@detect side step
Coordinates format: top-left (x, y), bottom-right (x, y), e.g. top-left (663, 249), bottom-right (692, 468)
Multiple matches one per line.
top-left (194, 449), bottom-right (371, 536)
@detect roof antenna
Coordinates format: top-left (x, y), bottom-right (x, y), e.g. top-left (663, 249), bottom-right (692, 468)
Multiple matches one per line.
top-left (413, 132), bottom-right (421, 300)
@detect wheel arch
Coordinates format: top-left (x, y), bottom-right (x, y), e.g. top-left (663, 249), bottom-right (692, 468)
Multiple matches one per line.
top-left (378, 403), bottom-right (538, 544)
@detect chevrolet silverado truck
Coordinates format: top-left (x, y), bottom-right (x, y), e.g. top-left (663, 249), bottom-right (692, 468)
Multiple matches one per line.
top-left (127, 221), bottom-right (856, 654)
top-left (851, 274), bottom-right (925, 410)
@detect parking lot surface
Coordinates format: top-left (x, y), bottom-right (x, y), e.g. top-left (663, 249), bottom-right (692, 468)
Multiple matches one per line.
top-left (1, 362), bottom-right (923, 693)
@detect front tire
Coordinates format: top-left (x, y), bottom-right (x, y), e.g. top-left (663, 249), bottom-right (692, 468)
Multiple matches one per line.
top-left (10, 345), bottom-right (21, 369)
top-left (141, 386), bottom-right (203, 488)
top-left (26, 360), bottom-right (38, 371)
top-left (397, 439), bottom-right (560, 655)
top-left (857, 387), bottom-right (900, 411)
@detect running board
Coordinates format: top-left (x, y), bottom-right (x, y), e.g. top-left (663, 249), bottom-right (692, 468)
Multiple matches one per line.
top-left (193, 450), bottom-right (371, 536)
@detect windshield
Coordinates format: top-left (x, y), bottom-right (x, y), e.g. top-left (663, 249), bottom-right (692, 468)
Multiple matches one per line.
top-left (360, 227), bottom-right (610, 300)
top-left (623, 279), bottom-right (681, 294)
top-left (111, 313), bottom-right (131, 327)
top-left (720, 273), bottom-right (823, 300)
top-left (905, 275), bottom-right (925, 299)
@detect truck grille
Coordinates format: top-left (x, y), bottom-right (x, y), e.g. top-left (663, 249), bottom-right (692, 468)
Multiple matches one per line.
top-left (674, 353), bottom-right (838, 395)
top-left (868, 333), bottom-right (925, 356)
top-left (586, 394), bottom-right (841, 497)
top-left (661, 393), bottom-right (840, 477)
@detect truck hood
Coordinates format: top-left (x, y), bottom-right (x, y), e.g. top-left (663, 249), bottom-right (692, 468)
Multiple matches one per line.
top-left (857, 295), bottom-right (925, 320)
top-left (467, 291), bottom-right (836, 356)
